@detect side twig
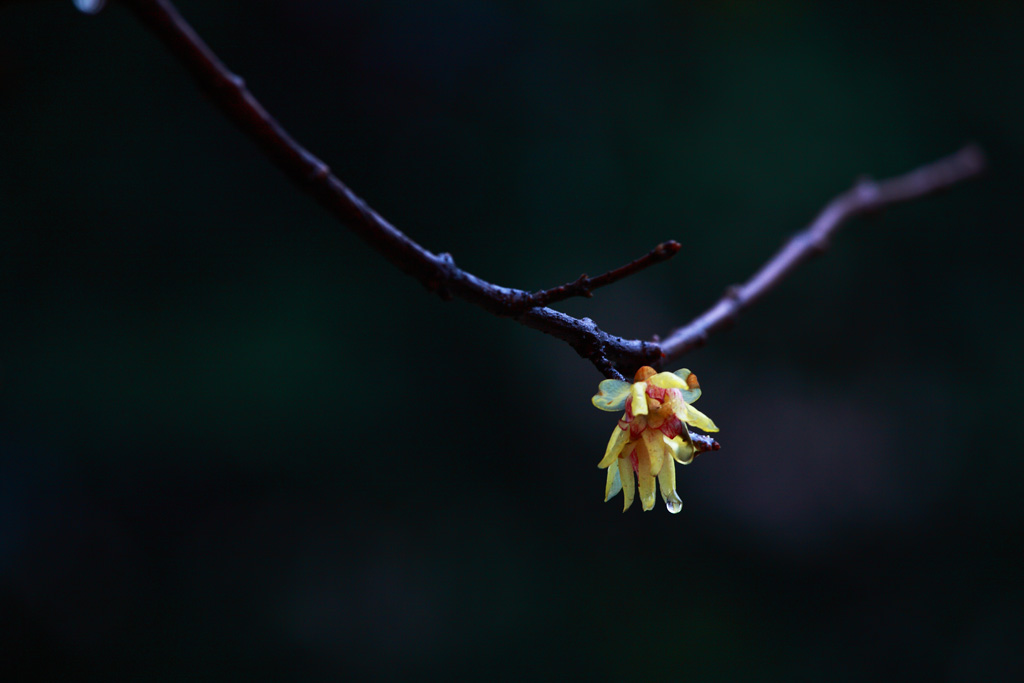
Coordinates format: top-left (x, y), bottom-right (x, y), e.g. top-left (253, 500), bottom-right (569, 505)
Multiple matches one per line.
top-left (38, 0), bottom-right (986, 378)
top-left (524, 240), bottom-right (682, 309)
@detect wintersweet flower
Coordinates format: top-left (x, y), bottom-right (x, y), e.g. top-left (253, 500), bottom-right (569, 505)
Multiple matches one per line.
top-left (592, 366), bottom-right (718, 513)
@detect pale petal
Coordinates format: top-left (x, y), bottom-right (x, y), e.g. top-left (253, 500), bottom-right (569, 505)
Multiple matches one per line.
top-left (620, 450), bottom-right (636, 512)
top-left (591, 379), bottom-right (631, 412)
top-left (598, 425), bottom-right (631, 468)
top-left (682, 403), bottom-right (719, 433)
top-left (658, 458), bottom-right (683, 514)
top-left (604, 459), bottom-right (622, 502)
top-left (636, 440), bottom-right (657, 511)
top-left (630, 382), bottom-right (649, 416)
top-left (673, 368), bottom-right (702, 403)
top-left (641, 428), bottom-right (664, 478)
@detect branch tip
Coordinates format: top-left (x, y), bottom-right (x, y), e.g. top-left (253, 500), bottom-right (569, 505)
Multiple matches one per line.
top-left (655, 240), bottom-right (682, 257)
top-left (691, 433), bottom-right (721, 455)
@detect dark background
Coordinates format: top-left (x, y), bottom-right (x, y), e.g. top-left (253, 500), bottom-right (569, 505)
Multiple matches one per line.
top-left (2, 1), bottom-right (1022, 680)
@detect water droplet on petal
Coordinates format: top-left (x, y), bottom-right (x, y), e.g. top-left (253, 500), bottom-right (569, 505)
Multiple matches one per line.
top-left (664, 493), bottom-right (683, 514)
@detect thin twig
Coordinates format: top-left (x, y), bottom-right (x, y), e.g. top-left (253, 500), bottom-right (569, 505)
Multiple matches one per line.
top-left (37, 0), bottom-right (986, 379)
top-left (659, 145), bottom-right (986, 361)
top-left (525, 240), bottom-right (681, 309)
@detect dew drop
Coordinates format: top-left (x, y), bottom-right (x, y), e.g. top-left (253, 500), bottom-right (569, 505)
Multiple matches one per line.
top-left (664, 494), bottom-right (683, 514)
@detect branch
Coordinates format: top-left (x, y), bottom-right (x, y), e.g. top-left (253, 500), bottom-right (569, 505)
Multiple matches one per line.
top-left (34, 0), bottom-right (985, 379)
top-left (114, 0), bottom-right (669, 376)
top-left (658, 145), bottom-right (986, 361)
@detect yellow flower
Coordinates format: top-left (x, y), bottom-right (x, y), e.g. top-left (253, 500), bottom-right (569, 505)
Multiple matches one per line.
top-left (592, 366), bottom-right (719, 513)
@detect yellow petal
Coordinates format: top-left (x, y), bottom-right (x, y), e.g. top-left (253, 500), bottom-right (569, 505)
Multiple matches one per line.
top-left (636, 440), bottom-right (657, 511)
top-left (657, 457), bottom-right (683, 514)
top-left (630, 381), bottom-right (648, 416)
top-left (649, 371), bottom-right (688, 390)
top-left (641, 428), bottom-right (664, 477)
top-left (591, 379), bottom-right (631, 412)
top-left (650, 372), bottom-right (701, 403)
top-left (666, 434), bottom-right (696, 465)
top-left (598, 425), bottom-right (631, 468)
top-left (620, 450), bottom-right (636, 512)
top-left (661, 388), bottom-right (684, 417)
top-left (682, 403), bottom-right (719, 433)
top-left (604, 458), bottom-right (622, 502)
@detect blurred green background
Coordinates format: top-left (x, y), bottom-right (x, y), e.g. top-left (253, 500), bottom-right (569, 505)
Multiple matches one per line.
top-left (2, 1), bottom-right (1022, 680)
